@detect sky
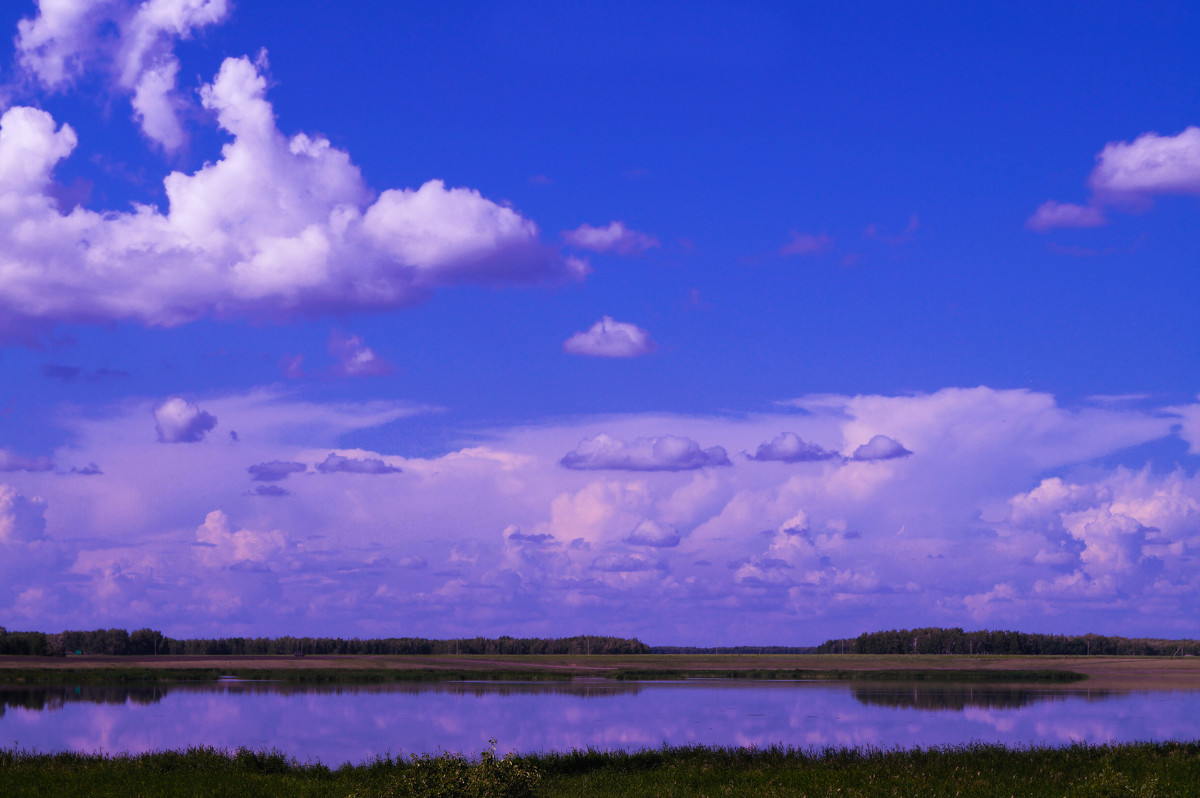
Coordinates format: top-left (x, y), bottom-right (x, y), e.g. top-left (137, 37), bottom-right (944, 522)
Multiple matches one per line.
top-left (1, 0), bottom-right (1199, 645)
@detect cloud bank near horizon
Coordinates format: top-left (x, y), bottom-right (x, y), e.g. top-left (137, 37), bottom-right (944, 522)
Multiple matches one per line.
top-left (1, 385), bottom-right (1197, 642)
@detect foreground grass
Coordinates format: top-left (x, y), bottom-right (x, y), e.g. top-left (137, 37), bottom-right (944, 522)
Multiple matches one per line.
top-left (2, 741), bottom-right (1197, 797)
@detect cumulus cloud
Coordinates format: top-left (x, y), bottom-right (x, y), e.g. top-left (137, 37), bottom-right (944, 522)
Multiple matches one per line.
top-left (563, 221), bottom-right (659, 255)
top-left (0, 448), bottom-right (54, 472)
top-left (194, 509), bottom-right (284, 567)
top-left (624, 518), bottom-right (680, 547)
top-left (779, 231), bottom-right (832, 256)
top-left (247, 461), bottom-right (307, 482)
top-left (0, 485), bottom-right (47, 544)
top-left (1031, 126), bottom-right (1200, 226)
top-left (561, 434), bottom-right (731, 471)
top-left (1026, 201), bottom-right (1107, 232)
top-left (1089, 126), bottom-right (1200, 203)
top-left (849, 434), bottom-right (912, 461)
top-left (316, 452), bottom-right (401, 475)
top-left (563, 317), bottom-right (656, 358)
top-left (329, 331), bottom-right (393, 377)
top-left (16, 0), bottom-right (231, 151)
top-left (998, 468), bottom-right (1194, 602)
top-left (9, 384), bottom-right (1199, 640)
top-left (154, 397), bottom-right (217, 443)
top-left (747, 432), bottom-right (840, 463)
top-left (0, 55), bottom-right (586, 335)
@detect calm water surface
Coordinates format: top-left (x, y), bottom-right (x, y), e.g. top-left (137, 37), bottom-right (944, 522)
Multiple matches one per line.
top-left (1, 680), bottom-right (1196, 764)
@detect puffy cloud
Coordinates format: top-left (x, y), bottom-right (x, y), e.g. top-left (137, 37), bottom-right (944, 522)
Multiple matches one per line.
top-left (154, 397), bottom-right (217, 443)
top-left (563, 317), bottom-right (656, 358)
top-left (16, 0), bottom-right (231, 151)
top-left (1026, 201), bottom-right (1107, 232)
top-left (0, 485), bottom-right (47, 544)
top-left (247, 461), bottom-right (307, 482)
top-left (194, 509), bottom-right (284, 567)
top-left (1030, 126), bottom-right (1200, 226)
top-left (560, 434), bottom-right (731, 471)
top-left (7, 385), bottom-right (1198, 640)
top-left (849, 434), bottom-right (912, 461)
top-left (249, 484), bottom-right (289, 497)
top-left (779, 232), bottom-right (832, 256)
top-left (316, 452), bottom-right (402, 475)
top-left (563, 221), bottom-right (659, 255)
top-left (747, 432), bottom-right (840, 463)
top-left (0, 447), bottom-right (54, 472)
top-left (329, 331), bottom-right (393, 377)
top-left (1089, 126), bottom-right (1200, 203)
top-left (0, 56), bottom-right (585, 334)
top-left (624, 519), bottom-right (680, 547)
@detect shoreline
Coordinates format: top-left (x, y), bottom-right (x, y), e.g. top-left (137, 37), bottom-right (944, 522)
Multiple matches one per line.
top-left (1, 653), bottom-right (1198, 689)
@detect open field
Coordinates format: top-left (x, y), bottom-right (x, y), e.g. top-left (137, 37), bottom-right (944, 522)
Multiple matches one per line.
top-left (0, 653), bottom-right (1198, 689)
top-left (2, 741), bottom-right (1198, 797)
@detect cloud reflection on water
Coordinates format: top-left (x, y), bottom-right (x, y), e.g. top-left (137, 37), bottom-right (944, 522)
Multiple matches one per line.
top-left (1, 681), bottom-right (1196, 764)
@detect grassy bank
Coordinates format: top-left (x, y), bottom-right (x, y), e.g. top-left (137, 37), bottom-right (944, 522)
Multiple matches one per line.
top-left (0, 664), bottom-right (1086, 685)
top-left (1, 741), bottom-right (1197, 797)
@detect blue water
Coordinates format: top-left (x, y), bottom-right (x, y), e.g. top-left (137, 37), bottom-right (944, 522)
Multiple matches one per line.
top-left (1, 680), bottom-right (1195, 765)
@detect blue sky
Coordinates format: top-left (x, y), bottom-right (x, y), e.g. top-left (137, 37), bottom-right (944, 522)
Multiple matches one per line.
top-left (1, 0), bottom-right (1199, 644)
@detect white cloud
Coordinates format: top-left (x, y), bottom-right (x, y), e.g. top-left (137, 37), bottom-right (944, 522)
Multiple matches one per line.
top-left (194, 509), bottom-right (284, 567)
top-left (16, 0), bottom-right (231, 151)
top-left (0, 485), bottom-right (47, 544)
top-left (563, 221), bottom-right (659, 255)
top-left (560, 434), bottom-right (731, 471)
top-left (154, 397), bottom-right (217, 443)
top-left (3, 386), bottom-right (1197, 640)
top-left (591, 552), bottom-right (662, 572)
top-left (563, 317), bottom-right (656, 358)
top-left (747, 432), bottom-right (840, 463)
top-left (0, 55), bottom-right (585, 335)
top-left (329, 331), bottom-right (392, 377)
top-left (1030, 126), bottom-right (1200, 226)
top-left (1089, 126), bottom-right (1200, 203)
top-left (1026, 201), bottom-right (1107, 232)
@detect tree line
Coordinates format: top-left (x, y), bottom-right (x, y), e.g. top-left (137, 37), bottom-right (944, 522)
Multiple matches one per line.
top-left (0, 628), bottom-right (650, 657)
top-left (816, 627), bottom-right (1200, 656)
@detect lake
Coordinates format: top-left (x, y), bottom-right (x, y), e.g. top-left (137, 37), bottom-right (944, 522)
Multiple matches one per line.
top-left (1, 680), bottom-right (1196, 765)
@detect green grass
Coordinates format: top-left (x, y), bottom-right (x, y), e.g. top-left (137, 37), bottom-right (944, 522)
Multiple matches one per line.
top-left (0, 667), bottom-right (580, 685)
top-left (0, 665), bottom-right (1086, 686)
top-left (611, 667), bottom-right (1086, 682)
top-left (1, 741), bottom-right (1197, 797)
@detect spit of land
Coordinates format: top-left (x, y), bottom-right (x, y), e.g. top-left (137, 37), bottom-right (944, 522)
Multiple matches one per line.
top-left (0, 653), bottom-right (1196, 689)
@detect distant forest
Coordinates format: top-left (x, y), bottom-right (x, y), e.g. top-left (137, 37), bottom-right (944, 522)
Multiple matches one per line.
top-left (3, 625), bottom-right (1198, 658)
top-left (816, 627), bottom-right (1200, 656)
top-left (0, 628), bottom-right (649, 657)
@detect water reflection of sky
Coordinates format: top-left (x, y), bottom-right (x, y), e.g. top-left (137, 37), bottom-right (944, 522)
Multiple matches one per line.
top-left (1, 681), bottom-right (1197, 765)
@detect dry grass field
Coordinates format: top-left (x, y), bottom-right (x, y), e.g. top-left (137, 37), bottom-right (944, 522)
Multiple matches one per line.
top-left (1, 652), bottom-right (1197, 689)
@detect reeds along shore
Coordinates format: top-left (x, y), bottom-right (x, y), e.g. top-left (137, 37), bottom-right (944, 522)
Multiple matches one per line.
top-left (1, 741), bottom-right (1196, 797)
